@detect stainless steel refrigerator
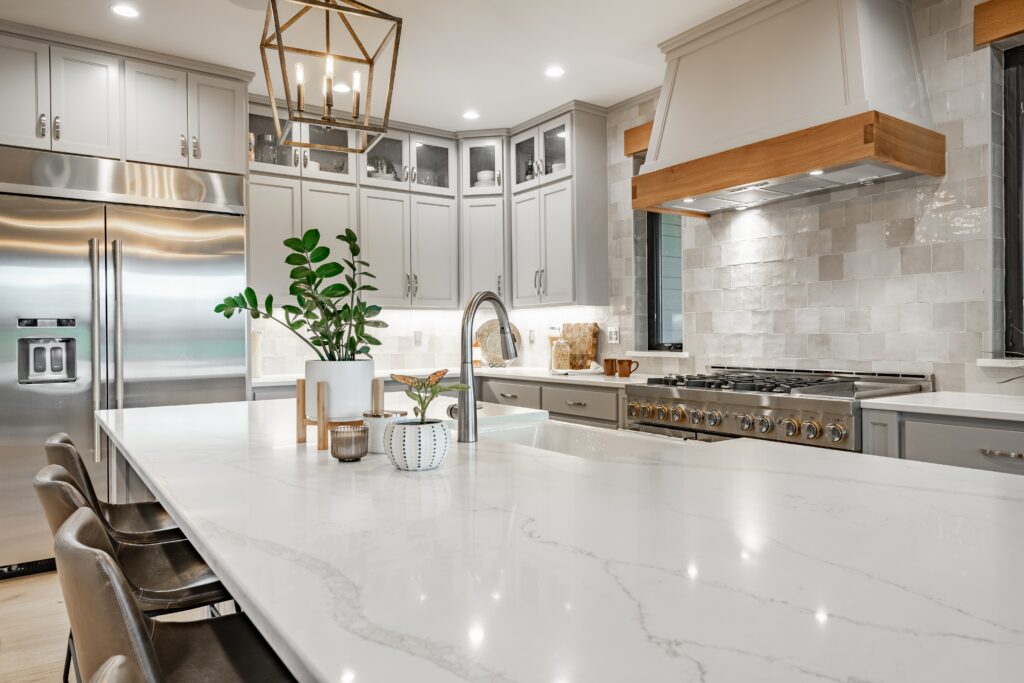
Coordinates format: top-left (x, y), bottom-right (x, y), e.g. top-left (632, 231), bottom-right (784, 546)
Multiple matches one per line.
top-left (0, 148), bottom-right (246, 574)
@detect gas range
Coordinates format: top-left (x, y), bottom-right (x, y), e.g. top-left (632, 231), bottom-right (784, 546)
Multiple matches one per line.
top-left (624, 367), bottom-right (932, 451)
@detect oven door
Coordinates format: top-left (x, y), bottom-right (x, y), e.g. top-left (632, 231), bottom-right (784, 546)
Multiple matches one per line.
top-left (629, 423), bottom-right (733, 442)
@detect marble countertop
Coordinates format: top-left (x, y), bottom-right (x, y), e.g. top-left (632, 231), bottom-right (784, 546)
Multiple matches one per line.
top-left (861, 391), bottom-right (1024, 422)
top-left (254, 366), bottom-right (655, 389)
top-left (95, 400), bottom-right (1024, 682)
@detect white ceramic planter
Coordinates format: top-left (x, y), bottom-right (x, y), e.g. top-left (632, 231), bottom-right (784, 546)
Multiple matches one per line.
top-left (304, 359), bottom-right (374, 420)
top-left (384, 420), bottom-right (451, 471)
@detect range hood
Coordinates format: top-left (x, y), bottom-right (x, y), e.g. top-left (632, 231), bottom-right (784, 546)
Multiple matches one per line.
top-left (633, 0), bottom-right (945, 216)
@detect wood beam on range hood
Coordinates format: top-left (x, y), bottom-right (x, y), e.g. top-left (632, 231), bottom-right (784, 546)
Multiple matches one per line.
top-left (624, 121), bottom-right (654, 157)
top-left (631, 111), bottom-right (945, 213)
top-left (974, 0), bottom-right (1024, 47)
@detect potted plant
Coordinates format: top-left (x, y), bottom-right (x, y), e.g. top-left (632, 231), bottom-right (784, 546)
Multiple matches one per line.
top-left (215, 228), bottom-right (386, 420)
top-left (385, 370), bottom-right (468, 471)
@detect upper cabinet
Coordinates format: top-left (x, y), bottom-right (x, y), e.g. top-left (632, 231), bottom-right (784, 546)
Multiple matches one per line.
top-left (186, 73), bottom-right (246, 174)
top-left (124, 61), bottom-right (188, 167)
top-left (460, 137), bottom-right (504, 196)
top-left (0, 36), bottom-right (121, 159)
top-left (0, 35), bottom-right (50, 150)
top-left (246, 104), bottom-right (357, 183)
top-left (360, 131), bottom-right (456, 196)
top-left (511, 112), bottom-right (572, 194)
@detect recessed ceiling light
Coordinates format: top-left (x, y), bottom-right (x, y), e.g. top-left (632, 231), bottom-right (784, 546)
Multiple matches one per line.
top-left (808, 169), bottom-right (824, 176)
top-left (682, 197), bottom-right (695, 204)
top-left (545, 65), bottom-right (565, 78)
top-left (110, 3), bottom-right (139, 17)
top-left (333, 82), bottom-right (350, 93)
top-left (462, 110), bottom-right (480, 120)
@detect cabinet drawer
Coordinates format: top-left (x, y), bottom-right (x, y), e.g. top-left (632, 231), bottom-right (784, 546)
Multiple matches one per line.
top-left (903, 420), bottom-right (1024, 475)
top-left (542, 385), bottom-right (618, 422)
top-left (479, 380), bottom-right (541, 409)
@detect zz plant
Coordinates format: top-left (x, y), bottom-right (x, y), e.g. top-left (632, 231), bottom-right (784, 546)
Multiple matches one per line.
top-left (215, 228), bottom-right (387, 361)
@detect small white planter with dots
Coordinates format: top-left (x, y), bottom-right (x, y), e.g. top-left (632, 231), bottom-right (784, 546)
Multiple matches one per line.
top-left (384, 420), bottom-right (451, 471)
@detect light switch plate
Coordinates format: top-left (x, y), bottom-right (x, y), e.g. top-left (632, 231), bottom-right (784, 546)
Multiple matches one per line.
top-left (607, 326), bottom-right (620, 344)
top-left (413, 330), bottom-right (423, 346)
top-left (528, 329), bottom-right (536, 344)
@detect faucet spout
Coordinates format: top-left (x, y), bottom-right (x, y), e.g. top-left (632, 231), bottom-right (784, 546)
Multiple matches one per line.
top-left (458, 290), bottom-right (517, 442)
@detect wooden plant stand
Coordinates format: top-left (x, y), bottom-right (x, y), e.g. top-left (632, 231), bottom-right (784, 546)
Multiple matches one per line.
top-left (295, 379), bottom-right (363, 451)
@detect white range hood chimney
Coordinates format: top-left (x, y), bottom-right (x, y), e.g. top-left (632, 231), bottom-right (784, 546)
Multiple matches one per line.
top-left (633, 0), bottom-right (945, 215)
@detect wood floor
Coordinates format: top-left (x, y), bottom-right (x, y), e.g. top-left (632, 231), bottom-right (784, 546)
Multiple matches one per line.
top-left (0, 572), bottom-right (67, 683)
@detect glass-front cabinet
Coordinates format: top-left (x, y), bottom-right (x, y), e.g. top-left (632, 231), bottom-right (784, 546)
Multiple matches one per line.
top-left (359, 131), bottom-right (410, 191)
top-left (248, 109), bottom-right (300, 176)
top-left (460, 137), bottom-right (504, 196)
top-left (510, 113), bottom-right (573, 194)
top-left (300, 123), bottom-right (356, 183)
top-left (247, 105), bottom-right (356, 183)
top-left (410, 134), bottom-right (457, 197)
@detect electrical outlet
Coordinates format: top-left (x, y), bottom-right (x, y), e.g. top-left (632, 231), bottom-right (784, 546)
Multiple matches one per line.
top-left (528, 329), bottom-right (536, 344)
top-left (607, 326), bottom-right (620, 344)
top-left (413, 330), bottom-right (423, 346)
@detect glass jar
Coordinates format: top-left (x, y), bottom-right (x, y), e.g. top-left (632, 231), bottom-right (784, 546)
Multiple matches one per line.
top-left (254, 134), bottom-right (277, 164)
top-left (550, 337), bottom-right (571, 372)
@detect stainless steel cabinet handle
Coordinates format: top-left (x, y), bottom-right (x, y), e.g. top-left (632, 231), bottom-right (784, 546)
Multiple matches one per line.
top-left (192, 136), bottom-right (200, 159)
top-left (411, 167), bottom-right (418, 183)
top-left (538, 157), bottom-right (544, 175)
top-left (533, 269), bottom-right (540, 295)
top-left (565, 400), bottom-right (587, 407)
top-left (496, 169), bottom-right (501, 186)
top-left (404, 273), bottom-right (411, 297)
top-left (496, 274), bottom-right (502, 298)
top-left (179, 134), bottom-right (187, 157)
top-left (38, 113), bottom-right (47, 138)
top-left (412, 273), bottom-right (419, 297)
top-left (980, 448), bottom-right (1024, 460)
top-left (540, 268), bottom-right (546, 294)
top-left (53, 115), bottom-right (62, 140)
top-left (499, 392), bottom-right (518, 399)
top-left (89, 239), bottom-right (102, 462)
top-left (403, 165), bottom-right (409, 181)
top-left (303, 150), bottom-right (310, 168)
top-left (112, 240), bottom-right (125, 410)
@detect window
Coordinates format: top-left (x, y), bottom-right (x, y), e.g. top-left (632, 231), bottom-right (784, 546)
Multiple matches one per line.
top-left (1006, 47), bottom-right (1024, 356)
top-left (647, 212), bottom-right (684, 350)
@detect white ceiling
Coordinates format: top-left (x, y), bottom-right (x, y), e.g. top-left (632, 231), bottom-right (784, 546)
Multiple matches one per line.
top-left (0, 0), bottom-right (745, 130)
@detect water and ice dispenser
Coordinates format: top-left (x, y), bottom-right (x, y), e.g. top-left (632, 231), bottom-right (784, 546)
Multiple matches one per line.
top-left (17, 318), bottom-right (78, 384)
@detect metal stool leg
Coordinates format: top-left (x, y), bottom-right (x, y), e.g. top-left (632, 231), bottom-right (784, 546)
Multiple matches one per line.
top-left (68, 630), bottom-right (82, 683)
top-left (63, 630), bottom-right (72, 683)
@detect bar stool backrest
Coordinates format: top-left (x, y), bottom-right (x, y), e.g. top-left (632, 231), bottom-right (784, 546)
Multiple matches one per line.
top-left (54, 508), bottom-right (161, 683)
top-left (44, 433), bottom-right (103, 512)
top-left (34, 465), bottom-right (113, 552)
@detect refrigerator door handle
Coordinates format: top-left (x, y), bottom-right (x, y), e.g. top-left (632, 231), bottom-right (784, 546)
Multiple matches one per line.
top-left (113, 239), bottom-right (125, 410)
top-left (89, 238), bottom-right (102, 463)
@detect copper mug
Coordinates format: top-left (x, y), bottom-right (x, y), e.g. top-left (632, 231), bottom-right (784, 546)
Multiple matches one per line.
top-left (602, 358), bottom-right (617, 376)
top-left (616, 359), bottom-right (640, 377)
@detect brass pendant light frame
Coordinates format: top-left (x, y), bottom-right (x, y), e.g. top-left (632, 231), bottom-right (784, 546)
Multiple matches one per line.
top-left (260, 0), bottom-right (402, 154)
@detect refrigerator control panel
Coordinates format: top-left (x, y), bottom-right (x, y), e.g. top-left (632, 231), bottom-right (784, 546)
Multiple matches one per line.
top-left (17, 337), bottom-right (77, 384)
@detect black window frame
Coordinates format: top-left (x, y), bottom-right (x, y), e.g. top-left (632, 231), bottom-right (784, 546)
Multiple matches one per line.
top-left (1006, 47), bottom-right (1024, 356)
top-left (646, 212), bottom-right (684, 351)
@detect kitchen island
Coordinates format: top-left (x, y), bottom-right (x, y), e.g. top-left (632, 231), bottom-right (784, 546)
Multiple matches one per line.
top-left (95, 399), bottom-right (1024, 682)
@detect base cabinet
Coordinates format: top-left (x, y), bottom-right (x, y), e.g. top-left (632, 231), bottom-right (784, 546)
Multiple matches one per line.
top-left (477, 377), bottom-right (622, 428)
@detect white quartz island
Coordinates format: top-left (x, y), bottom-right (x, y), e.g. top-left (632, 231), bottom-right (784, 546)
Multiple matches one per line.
top-left (95, 399), bottom-right (1024, 682)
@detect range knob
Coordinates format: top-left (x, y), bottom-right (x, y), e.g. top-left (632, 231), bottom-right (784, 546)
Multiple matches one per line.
top-left (656, 404), bottom-right (669, 420)
top-left (626, 401), bottom-right (640, 418)
top-left (640, 403), bottom-right (654, 419)
top-left (738, 414), bottom-right (754, 431)
top-left (670, 405), bottom-right (686, 423)
top-left (706, 410), bottom-right (722, 427)
top-left (688, 408), bottom-right (704, 425)
top-left (802, 420), bottom-right (821, 440)
top-left (824, 423), bottom-right (848, 443)
top-left (782, 418), bottom-right (800, 438)
top-left (756, 416), bottom-right (774, 433)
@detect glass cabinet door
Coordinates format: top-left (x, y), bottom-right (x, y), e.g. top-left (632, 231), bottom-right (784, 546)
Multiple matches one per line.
top-left (410, 134), bottom-right (456, 197)
top-left (248, 110), bottom-right (300, 176)
top-left (359, 131), bottom-right (410, 191)
top-left (538, 113), bottom-right (572, 184)
top-left (300, 124), bottom-right (356, 183)
top-left (461, 137), bottom-right (504, 196)
top-left (510, 128), bottom-right (539, 194)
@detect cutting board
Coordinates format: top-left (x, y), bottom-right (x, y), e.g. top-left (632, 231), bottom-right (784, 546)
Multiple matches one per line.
top-left (561, 323), bottom-right (599, 370)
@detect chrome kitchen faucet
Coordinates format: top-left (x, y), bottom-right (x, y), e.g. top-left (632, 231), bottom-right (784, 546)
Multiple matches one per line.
top-left (458, 291), bottom-right (517, 442)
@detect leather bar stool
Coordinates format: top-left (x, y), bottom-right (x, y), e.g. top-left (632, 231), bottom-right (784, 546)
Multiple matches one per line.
top-left (45, 433), bottom-right (183, 544)
top-left (35, 465), bottom-right (230, 613)
top-left (55, 507), bottom-right (295, 682)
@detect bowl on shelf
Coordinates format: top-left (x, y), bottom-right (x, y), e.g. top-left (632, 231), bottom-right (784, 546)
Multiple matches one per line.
top-left (551, 162), bottom-right (566, 172)
top-left (476, 170), bottom-right (495, 182)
